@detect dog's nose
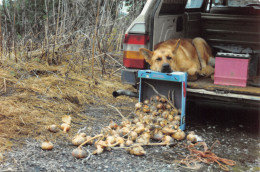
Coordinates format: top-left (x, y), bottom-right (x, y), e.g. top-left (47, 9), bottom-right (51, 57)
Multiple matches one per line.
top-left (161, 63), bottom-right (172, 73)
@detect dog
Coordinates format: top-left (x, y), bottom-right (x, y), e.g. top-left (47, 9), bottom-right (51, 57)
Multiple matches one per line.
top-left (139, 37), bottom-right (215, 81)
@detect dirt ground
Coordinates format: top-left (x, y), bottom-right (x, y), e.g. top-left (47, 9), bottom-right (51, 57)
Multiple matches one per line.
top-left (0, 99), bottom-right (259, 172)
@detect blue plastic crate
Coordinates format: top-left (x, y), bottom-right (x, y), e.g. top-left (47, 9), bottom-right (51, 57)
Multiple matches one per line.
top-left (138, 70), bottom-right (187, 130)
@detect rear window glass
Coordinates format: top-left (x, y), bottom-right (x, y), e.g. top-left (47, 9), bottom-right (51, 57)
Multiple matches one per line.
top-left (185, 0), bottom-right (203, 9)
top-left (160, 0), bottom-right (187, 15)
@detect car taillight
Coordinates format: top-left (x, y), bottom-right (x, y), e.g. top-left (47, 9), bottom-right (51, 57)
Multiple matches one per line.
top-left (123, 34), bottom-right (149, 69)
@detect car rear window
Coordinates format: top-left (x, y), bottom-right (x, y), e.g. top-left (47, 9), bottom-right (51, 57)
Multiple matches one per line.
top-left (160, 0), bottom-right (187, 15)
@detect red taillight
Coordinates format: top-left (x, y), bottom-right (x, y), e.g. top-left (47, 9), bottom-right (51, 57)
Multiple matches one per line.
top-left (124, 34), bottom-right (149, 45)
top-left (123, 34), bottom-right (149, 69)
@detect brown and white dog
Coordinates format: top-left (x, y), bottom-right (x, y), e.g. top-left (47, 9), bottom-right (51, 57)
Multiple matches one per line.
top-left (139, 37), bottom-right (215, 81)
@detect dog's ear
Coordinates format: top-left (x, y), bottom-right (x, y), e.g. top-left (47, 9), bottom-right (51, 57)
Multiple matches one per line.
top-left (139, 48), bottom-right (153, 64)
top-left (172, 39), bottom-right (181, 54)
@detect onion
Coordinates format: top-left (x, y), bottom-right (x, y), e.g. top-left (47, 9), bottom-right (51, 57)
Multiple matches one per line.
top-left (72, 147), bottom-right (87, 159)
top-left (162, 135), bottom-right (174, 145)
top-left (62, 115), bottom-right (72, 125)
top-left (46, 125), bottom-right (59, 133)
top-left (135, 102), bottom-right (143, 110)
top-left (143, 99), bottom-right (150, 105)
top-left (153, 130), bottom-right (164, 141)
top-left (125, 139), bottom-right (133, 146)
top-left (129, 131), bottom-right (138, 141)
top-left (136, 132), bottom-right (150, 144)
top-left (116, 137), bottom-right (125, 147)
top-left (95, 140), bottom-right (107, 149)
top-left (109, 120), bottom-right (118, 130)
top-left (170, 109), bottom-right (178, 116)
top-left (150, 95), bottom-right (160, 102)
top-left (159, 97), bottom-right (166, 103)
top-left (172, 129), bottom-right (185, 140)
top-left (166, 104), bottom-right (172, 109)
top-left (127, 145), bottom-right (146, 156)
top-left (159, 120), bottom-right (168, 127)
top-left (41, 141), bottom-right (54, 150)
top-left (162, 111), bottom-right (169, 119)
top-left (143, 106), bottom-right (150, 113)
top-left (156, 103), bottom-right (163, 109)
top-left (162, 127), bottom-right (177, 135)
top-left (106, 136), bottom-right (116, 146)
top-left (134, 126), bottom-right (145, 134)
top-left (121, 120), bottom-right (131, 127)
top-left (168, 115), bottom-right (174, 121)
top-left (93, 145), bottom-right (104, 155)
top-left (186, 131), bottom-right (197, 143)
top-left (72, 134), bottom-right (86, 146)
top-left (119, 127), bottom-right (130, 136)
top-left (173, 115), bottom-right (181, 121)
top-left (60, 123), bottom-right (71, 133)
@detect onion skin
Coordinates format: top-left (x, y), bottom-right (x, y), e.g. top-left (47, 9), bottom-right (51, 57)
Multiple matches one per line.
top-left (125, 139), bottom-right (133, 146)
top-left (129, 131), bottom-right (138, 141)
top-left (60, 123), bottom-right (71, 133)
top-left (135, 102), bottom-right (143, 110)
top-left (109, 121), bottom-right (118, 130)
top-left (162, 135), bottom-right (174, 145)
top-left (93, 145), bottom-right (104, 155)
top-left (187, 132), bottom-right (197, 143)
top-left (41, 141), bottom-right (54, 150)
top-left (128, 145), bottom-right (146, 156)
top-left (143, 99), bottom-right (150, 105)
top-left (46, 125), bottom-right (59, 133)
top-left (72, 134), bottom-right (86, 146)
top-left (173, 115), bottom-right (181, 121)
top-left (72, 148), bottom-right (87, 159)
top-left (172, 130), bottom-right (185, 140)
top-left (156, 103), bottom-right (163, 109)
top-left (153, 130), bottom-right (164, 141)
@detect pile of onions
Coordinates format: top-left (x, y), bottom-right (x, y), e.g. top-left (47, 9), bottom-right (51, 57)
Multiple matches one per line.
top-left (68, 95), bottom-right (201, 158)
top-left (44, 95), bottom-right (201, 158)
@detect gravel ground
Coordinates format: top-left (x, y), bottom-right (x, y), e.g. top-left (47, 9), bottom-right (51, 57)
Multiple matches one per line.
top-left (0, 101), bottom-right (259, 172)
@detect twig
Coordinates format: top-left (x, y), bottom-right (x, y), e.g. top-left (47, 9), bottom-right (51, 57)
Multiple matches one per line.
top-left (106, 104), bottom-right (126, 120)
top-left (105, 53), bottom-right (125, 68)
top-left (109, 67), bottom-right (124, 77)
top-left (78, 134), bottom-right (103, 148)
top-left (3, 78), bottom-right (6, 92)
top-left (143, 81), bottom-right (176, 109)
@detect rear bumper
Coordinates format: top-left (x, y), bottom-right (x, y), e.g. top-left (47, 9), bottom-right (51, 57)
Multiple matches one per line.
top-left (121, 68), bottom-right (139, 85)
top-left (187, 88), bottom-right (260, 108)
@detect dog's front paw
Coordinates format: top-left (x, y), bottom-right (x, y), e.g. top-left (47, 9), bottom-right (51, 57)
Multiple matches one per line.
top-left (188, 75), bottom-right (198, 81)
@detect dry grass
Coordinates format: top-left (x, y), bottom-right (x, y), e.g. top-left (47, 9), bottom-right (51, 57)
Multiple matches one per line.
top-left (0, 55), bottom-right (136, 152)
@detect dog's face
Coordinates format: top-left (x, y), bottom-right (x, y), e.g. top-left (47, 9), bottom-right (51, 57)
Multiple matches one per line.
top-left (139, 40), bottom-right (180, 73)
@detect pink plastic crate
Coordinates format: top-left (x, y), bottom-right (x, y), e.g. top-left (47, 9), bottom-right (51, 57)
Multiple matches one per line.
top-left (214, 53), bottom-right (250, 87)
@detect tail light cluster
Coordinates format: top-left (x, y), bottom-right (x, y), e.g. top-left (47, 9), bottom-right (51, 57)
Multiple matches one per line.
top-left (123, 34), bottom-right (149, 69)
